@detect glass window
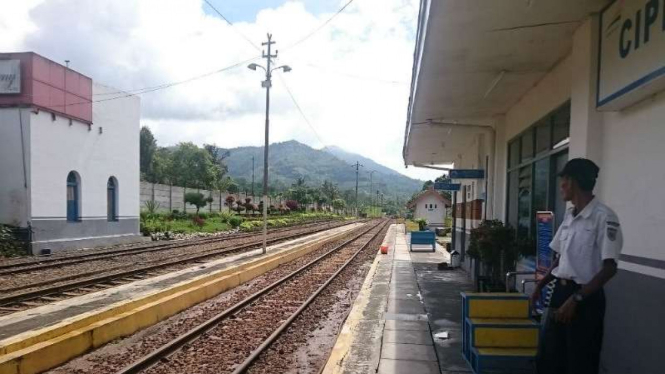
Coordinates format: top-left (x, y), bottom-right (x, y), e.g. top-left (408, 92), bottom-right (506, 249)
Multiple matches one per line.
top-left (507, 171), bottom-right (519, 229)
top-left (67, 171), bottom-right (79, 222)
top-left (552, 102), bottom-right (571, 147)
top-left (509, 140), bottom-right (520, 168)
top-left (535, 119), bottom-right (551, 154)
top-left (553, 152), bottom-right (569, 229)
top-left (521, 129), bottom-right (534, 162)
top-left (517, 166), bottom-right (532, 239)
top-left (533, 158), bottom-right (549, 212)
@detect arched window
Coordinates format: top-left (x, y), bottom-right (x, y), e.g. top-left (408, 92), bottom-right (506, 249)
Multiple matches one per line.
top-left (67, 171), bottom-right (80, 221)
top-left (107, 177), bottom-right (118, 221)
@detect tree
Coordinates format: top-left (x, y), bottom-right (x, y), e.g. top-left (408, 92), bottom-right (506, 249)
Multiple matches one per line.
top-left (169, 143), bottom-right (218, 189)
top-left (150, 148), bottom-right (173, 184)
top-left (140, 127), bottom-right (157, 180)
top-left (204, 144), bottom-right (231, 190)
top-left (321, 180), bottom-right (338, 202)
top-left (185, 192), bottom-right (213, 215)
top-left (332, 198), bottom-right (346, 213)
top-left (422, 180), bottom-right (434, 191)
top-left (225, 195), bottom-right (236, 209)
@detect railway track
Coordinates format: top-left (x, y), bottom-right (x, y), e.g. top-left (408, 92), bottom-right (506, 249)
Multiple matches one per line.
top-left (111, 219), bottom-right (389, 374)
top-left (0, 219), bottom-right (342, 275)
top-left (0, 220), bottom-right (361, 315)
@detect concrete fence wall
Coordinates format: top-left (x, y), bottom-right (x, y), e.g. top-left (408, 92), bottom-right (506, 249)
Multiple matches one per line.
top-left (139, 181), bottom-right (271, 213)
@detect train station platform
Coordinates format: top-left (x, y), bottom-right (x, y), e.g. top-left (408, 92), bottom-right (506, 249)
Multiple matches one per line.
top-left (0, 223), bottom-right (363, 374)
top-left (323, 224), bottom-right (474, 374)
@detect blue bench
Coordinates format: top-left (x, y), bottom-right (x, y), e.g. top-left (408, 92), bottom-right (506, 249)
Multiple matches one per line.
top-left (410, 231), bottom-right (436, 252)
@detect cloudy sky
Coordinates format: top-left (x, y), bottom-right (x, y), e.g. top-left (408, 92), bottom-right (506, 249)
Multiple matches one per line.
top-left (2, 0), bottom-right (441, 181)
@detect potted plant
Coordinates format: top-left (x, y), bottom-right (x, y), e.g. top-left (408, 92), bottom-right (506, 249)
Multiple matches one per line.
top-left (467, 220), bottom-right (518, 292)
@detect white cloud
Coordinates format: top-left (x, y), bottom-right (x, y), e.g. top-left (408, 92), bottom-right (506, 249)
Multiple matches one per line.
top-left (3, 0), bottom-right (442, 181)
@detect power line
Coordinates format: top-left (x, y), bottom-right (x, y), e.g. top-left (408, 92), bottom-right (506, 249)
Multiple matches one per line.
top-left (203, 0), bottom-right (261, 52)
top-left (49, 56), bottom-right (259, 108)
top-left (276, 73), bottom-right (327, 148)
top-left (283, 0), bottom-right (357, 51)
top-left (58, 0), bottom-right (357, 106)
top-left (92, 55), bottom-right (260, 97)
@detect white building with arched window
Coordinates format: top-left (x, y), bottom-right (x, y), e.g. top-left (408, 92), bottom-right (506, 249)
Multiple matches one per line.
top-left (0, 52), bottom-right (141, 254)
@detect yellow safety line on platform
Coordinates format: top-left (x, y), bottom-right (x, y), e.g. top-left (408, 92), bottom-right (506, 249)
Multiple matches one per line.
top-left (321, 225), bottom-right (396, 374)
top-left (0, 225), bottom-right (358, 374)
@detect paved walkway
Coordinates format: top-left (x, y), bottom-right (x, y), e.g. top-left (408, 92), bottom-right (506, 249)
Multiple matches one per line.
top-left (323, 224), bottom-right (474, 374)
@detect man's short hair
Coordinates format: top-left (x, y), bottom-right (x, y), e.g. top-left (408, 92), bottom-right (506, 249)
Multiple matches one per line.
top-left (558, 158), bottom-right (600, 192)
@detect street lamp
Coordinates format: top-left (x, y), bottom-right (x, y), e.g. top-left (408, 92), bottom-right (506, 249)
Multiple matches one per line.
top-left (247, 34), bottom-right (292, 255)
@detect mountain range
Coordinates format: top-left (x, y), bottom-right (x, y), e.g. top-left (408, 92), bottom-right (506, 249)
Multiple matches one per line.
top-left (220, 141), bottom-right (423, 200)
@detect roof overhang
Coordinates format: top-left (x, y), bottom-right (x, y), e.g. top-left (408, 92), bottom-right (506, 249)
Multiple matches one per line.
top-left (403, 0), bottom-right (610, 167)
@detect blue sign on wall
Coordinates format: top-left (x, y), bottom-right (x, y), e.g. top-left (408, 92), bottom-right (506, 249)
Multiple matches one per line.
top-left (536, 211), bottom-right (555, 275)
top-left (449, 169), bottom-right (485, 179)
top-left (433, 182), bottom-right (461, 191)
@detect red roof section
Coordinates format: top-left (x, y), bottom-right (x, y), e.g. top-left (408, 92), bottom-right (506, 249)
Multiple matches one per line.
top-left (407, 188), bottom-right (451, 209)
top-left (0, 52), bottom-right (92, 124)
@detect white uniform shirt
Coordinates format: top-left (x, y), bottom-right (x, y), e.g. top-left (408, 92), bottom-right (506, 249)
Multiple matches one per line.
top-left (550, 198), bottom-right (623, 284)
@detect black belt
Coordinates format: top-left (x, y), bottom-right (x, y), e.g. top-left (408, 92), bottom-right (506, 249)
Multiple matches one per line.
top-left (557, 278), bottom-right (579, 287)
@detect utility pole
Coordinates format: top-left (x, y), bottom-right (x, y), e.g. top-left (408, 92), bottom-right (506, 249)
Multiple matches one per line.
top-left (248, 34), bottom-right (292, 255)
top-left (369, 170), bottom-right (376, 216)
top-left (353, 161), bottom-right (363, 216)
top-left (251, 156), bottom-right (255, 199)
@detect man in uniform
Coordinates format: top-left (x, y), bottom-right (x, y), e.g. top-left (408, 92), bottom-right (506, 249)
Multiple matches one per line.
top-left (532, 158), bottom-right (623, 374)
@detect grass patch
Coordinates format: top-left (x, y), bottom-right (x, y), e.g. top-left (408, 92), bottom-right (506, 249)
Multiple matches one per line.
top-left (405, 220), bottom-right (419, 232)
top-left (140, 212), bottom-right (350, 237)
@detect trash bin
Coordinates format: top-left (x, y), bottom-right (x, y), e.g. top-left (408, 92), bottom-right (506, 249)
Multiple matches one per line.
top-left (450, 250), bottom-right (460, 268)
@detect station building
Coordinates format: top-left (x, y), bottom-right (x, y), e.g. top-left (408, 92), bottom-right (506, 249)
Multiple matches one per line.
top-left (0, 52), bottom-right (142, 254)
top-left (402, 1), bottom-right (665, 373)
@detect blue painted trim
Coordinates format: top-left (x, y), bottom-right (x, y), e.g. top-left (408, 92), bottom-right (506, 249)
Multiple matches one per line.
top-left (598, 65), bottom-right (665, 106)
top-left (596, 0), bottom-right (665, 108)
top-left (467, 319), bottom-right (538, 328)
top-left (462, 295), bottom-right (529, 300)
top-left (472, 347), bottom-right (536, 358)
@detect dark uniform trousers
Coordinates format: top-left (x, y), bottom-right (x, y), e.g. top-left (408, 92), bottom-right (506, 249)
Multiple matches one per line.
top-left (537, 279), bottom-right (606, 374)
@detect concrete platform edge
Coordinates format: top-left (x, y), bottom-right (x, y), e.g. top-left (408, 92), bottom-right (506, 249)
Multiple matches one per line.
top-left (321, 224), bottom-right (396, 374)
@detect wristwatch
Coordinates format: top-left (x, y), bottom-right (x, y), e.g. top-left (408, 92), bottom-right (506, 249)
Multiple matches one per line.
top-left (573, 292), bottom-right (584, 302)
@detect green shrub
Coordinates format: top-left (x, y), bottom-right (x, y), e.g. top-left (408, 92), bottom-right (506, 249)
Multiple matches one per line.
top-left (229, 216), bottom-right (243, 228)
top-left (140, 219), bottom-right (172, 236)
top-left (144, 200), bottom-right (161, 215)
top-left (169, 210), bottom-right (188, 220)
top-left (218, 212), bottom-right (233, 224)
top-left (0, 225), bottom-right (25, 257)
top-left (468, 220), bottom-right (517, 285)
top-left (239, 222), bottom-right (253, 231)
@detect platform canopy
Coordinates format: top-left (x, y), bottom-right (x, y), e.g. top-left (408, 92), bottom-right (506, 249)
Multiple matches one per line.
top-left (403, 0), bottom-right (610, 166)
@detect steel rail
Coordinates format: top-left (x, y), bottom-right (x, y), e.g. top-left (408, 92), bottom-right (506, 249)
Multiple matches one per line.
top-left (115, 219), bottom-right (388, 374)
top-left (0, 219), bottom-right (344, 275)
top-left (231, 219), bottom-right (388, 374)
top-left (0, 221), bottom-right (360, 309)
